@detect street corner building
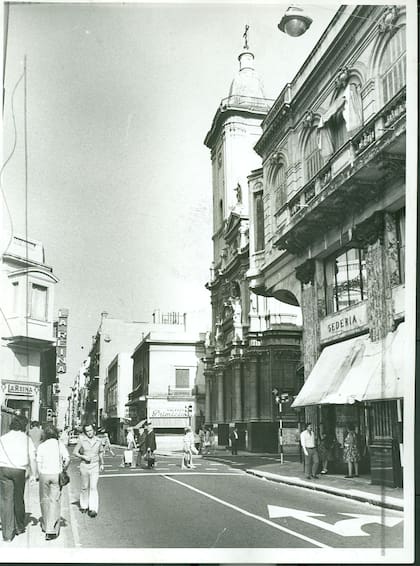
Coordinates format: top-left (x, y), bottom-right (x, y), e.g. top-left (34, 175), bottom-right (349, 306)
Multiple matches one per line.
top-left (0, 236), bottom-right (59, 430)
top-left (203, 5), bottom-right (407, 487)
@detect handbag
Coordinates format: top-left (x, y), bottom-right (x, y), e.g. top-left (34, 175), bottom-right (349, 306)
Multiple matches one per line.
top-left (57, 440), bottom-right (70, 489)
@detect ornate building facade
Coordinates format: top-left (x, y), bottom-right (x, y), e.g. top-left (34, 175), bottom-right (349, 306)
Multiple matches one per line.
top-left (204, 38), bottom-right (303, 453)
top-left (251, 5), bottom-right (406, 485)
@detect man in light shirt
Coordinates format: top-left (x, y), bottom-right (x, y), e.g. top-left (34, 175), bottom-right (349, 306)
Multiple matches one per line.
top-left (0, 415), bottom-right (37, 541)
top-left (300, 422), bottom-right (320, 479)
top-left (73, 423), bottom-right (104, 517)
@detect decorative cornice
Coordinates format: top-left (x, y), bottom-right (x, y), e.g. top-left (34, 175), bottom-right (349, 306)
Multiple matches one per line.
top-left (378, 5), bottom-right (400, 34)
top-left (295, 258), bottom-right (316, 284)
top-left (352, 211), bottom-right (384, 247)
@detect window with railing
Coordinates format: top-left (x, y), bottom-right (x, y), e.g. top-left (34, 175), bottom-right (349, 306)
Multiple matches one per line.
top-left (324, 248), bottom-right (367, 313)
top-left (395, 207), bottom-right (405, 284)
top-left (304, 129), bottom-right (323, 181)
top-left (380, 28), bottom-right (406, 104)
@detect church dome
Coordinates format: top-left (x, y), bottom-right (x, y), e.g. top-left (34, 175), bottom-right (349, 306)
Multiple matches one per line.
top-left (229, 52), bottom-right (266, 99)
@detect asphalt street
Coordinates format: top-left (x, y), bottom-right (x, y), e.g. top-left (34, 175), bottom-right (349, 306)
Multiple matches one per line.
top-left (66, 449), bottom-right (404, 549)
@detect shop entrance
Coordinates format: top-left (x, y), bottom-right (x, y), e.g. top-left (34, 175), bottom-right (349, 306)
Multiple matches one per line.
top-left (6, 399), bottom-right (32, 424)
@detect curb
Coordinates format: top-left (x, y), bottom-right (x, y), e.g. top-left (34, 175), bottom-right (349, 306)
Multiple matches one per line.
top-left (245, 469), bottom-right (404, 512)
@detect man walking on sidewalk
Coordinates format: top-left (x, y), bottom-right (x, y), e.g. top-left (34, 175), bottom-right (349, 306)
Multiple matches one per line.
top-left (300, 423), bottom-right (319, 479)
top-left (73, 424), bottom-right (104, 518)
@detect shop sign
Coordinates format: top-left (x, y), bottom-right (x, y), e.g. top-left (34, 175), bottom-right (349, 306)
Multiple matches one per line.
top-left (56, 310), bottom-right (68, 375)
top-left (320, 302), bottom-right (368, 343)
top-left (150, 407), bottom-right (189, 418)
top-left (7, 383), bottom-right (35, 396)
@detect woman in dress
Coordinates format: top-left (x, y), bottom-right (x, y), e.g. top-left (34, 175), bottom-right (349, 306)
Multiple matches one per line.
top-left (182, 427), bottom-right (197, 469)
top-left (343, 425), bottom-right (360, 478)
top-left (36, 423), bottom-right (70, 540)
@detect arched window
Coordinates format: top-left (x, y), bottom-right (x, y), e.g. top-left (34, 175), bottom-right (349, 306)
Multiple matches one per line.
top-left (380, 28), bottom-right (406, 104)
top-left (304, 129), bottom-right (323, 181)
top-left (274, 164), bottom-right (287, 210)
top-left (331, 111), bottom-right (349, 151)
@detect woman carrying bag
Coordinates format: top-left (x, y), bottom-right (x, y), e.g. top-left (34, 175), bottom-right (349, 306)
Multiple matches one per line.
top-left (36, 424), bottom-right (70, 540)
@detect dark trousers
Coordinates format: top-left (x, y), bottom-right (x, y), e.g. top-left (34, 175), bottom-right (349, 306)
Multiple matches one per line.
top-left (304, 448), bottom-right (319, 477)
top-left (0, 466), bottom-right (26, 540)
top-left (231, 440), bottom-right (238, 455)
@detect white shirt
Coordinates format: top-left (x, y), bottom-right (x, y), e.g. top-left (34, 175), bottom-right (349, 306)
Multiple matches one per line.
top-left (36, 438), bottom-right (69, 475)
top-left (300, 429), bottom-right (316, 451)
top-left (0, 430), bottom-right (36, 470)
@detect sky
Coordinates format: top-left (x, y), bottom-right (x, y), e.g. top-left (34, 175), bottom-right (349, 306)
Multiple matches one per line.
top-left (2, 1), bottom-right (337, 392)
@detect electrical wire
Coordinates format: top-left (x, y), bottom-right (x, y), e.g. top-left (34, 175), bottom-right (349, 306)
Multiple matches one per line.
top-left (0, 66), bottom-right (25, 256)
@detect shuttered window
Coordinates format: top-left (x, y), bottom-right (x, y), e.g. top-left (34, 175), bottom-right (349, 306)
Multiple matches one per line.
top-left (304, 130), bottom-right (323, 181)
top-left (380, 28), bottom-right (406, 104)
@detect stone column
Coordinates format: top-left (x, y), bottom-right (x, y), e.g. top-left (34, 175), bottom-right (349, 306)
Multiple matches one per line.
top-left (246, 355), bottom-right (259, 421)
top-left (204, 372), bottom-right (212, 424)
top-left (353, 211), bottom-right (393, 341)
top-left (232, 360), bottom-right (242, 422)
top-left (259, 350), bottom-right (272, 420)
top-left (216, 368), bottom-right (224, 423)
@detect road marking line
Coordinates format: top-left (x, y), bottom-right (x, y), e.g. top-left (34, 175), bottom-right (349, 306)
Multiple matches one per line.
top-left (100, 472), bottom-right (242, 477)
top-left (163, 476), bottom-right (330, 548)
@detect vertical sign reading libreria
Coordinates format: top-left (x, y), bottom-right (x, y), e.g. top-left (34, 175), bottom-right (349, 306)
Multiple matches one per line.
top-left (56, 308), bottom-right (69, 375)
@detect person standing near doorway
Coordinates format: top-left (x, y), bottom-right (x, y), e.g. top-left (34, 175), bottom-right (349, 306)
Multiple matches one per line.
top-left (144, 422), bottom-right (156, 468)
top-left (73, 424), bottom-right (104, 518)
top-left (300, 422), bottom-right (319, 479)
top-left (230, 427), bottom-right (239, 455)
top-left (0, 415), bottom-right (37, 541)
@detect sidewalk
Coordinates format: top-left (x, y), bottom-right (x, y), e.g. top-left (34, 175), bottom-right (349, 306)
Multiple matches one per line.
top-left (244, 459), bottom-right (404, 511)
top-left (0, 478), bottom-right (75, 549)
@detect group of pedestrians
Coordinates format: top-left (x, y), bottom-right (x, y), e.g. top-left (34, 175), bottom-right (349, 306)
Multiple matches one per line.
top-left (0, 415), bottom-right (70, 542)
top-left (120, 423), bottom-right (157, 469)
top-left (300, 422), bottom-right (361, 480)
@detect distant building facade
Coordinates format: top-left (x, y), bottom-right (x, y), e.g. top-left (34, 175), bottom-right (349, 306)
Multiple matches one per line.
top-left (251, 5), bottom-right (406, 486)
top-left (127, 330), bottom-right (205, 439)
top-left (204, 40), bottom-right (303, 452)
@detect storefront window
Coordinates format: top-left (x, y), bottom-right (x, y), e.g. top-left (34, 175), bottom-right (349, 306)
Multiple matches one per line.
top-left (324, 248), bottom-right (367, 313)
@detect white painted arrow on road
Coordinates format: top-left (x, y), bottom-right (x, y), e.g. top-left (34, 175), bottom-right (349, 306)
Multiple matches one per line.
top-left (267, 505), bottom-right (403, 537)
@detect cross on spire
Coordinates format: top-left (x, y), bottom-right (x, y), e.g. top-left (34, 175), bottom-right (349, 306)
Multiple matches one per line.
top-left (243, 24), bottom-right (249, 50)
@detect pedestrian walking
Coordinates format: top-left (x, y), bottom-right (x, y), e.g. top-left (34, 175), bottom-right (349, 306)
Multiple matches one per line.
top-left (73, 423), bottom-right (104, 517)
top-left (181, 427), bottom-right (197, 469)
top-left (59, 427), bottom-right (69, 447)
top-left (102, 432), bottom-right (115, 456)
top-left (300, 422), bottom-right (320, 479)
top-left (0, 415), bottom-right (37, 542)
top-left (198, 427), bottom-right (205, 454)
top-left (36, 423), bottom-right (70, 540)
top-left (208, 427), bottom-right (215, 454)
top-left (202, 427), bottom-right (211, 455)
top-left (28, 420), bottom-right (43, 449)
top-left (135, 427), bottom-right (146, 467)
top-left (230, 427), bottom-right (239, 455)
top-left (343, 424), bottom-right (360, 478)
top-left (121, 427), bottom-right (137, 468)
top-left (144, 422), bottom-right (156, 468)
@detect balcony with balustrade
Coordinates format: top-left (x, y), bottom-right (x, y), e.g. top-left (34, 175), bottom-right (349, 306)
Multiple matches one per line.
top-left (273, 87), bottom-right (405, 255)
